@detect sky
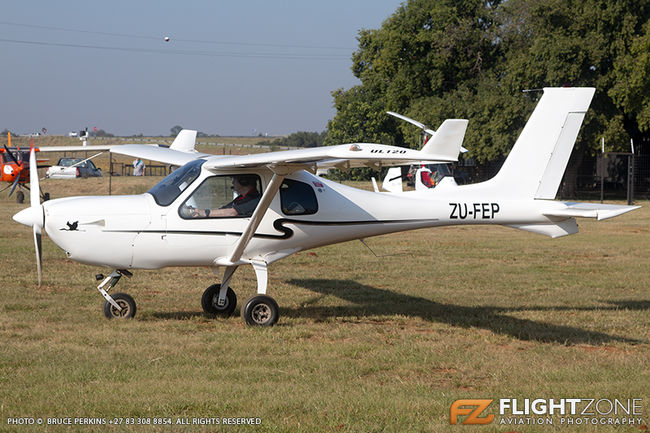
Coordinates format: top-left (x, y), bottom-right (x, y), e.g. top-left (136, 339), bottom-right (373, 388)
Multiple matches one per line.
top-left (1, 0), bottom-right (404, 137)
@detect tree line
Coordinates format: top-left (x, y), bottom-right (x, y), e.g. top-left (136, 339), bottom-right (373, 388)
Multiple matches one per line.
top-left (256, 131), bottom-right (327, 148)
top-left (324, 0), bottom-right (649, 177)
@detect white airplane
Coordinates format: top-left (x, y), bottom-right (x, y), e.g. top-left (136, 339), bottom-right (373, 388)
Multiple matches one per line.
top-left (39, 129), bottom-right (206, 166)
top-left (13, 87), bottom-right (639, 326)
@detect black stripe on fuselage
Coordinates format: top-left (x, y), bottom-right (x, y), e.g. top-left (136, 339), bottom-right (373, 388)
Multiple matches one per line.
top-left (101, 218), bottom-right (438, 240)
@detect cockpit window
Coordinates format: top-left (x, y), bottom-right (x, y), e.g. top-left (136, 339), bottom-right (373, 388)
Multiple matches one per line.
top-left (179, 174), bottom-right (262, 219)
top-left (147, 159), bottom-right (205, 206)
top-left (280, 179), bottom-right (318, 215)
top-left (1, 151), bottom-right (25, 164)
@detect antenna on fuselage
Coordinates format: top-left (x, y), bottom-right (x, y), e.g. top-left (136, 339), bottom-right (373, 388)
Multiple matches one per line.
top-left (358, 238), bottom-right (409, 258)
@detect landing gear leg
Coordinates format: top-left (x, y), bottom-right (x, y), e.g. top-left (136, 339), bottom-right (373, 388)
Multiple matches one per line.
top-left (241, 260), bottom-right (279, 327)
top-left (96, 269), bottom-right (136, 319)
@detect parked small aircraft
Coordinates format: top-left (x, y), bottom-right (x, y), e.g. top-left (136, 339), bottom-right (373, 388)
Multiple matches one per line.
top-left (13, 88), bottom-right (639, 326)
top-left (1, 145), bottom-right (30, 197)
top-left (2, 130), bottom-right (202, 202)
top-left (1, 134), bottom-right (51, 202)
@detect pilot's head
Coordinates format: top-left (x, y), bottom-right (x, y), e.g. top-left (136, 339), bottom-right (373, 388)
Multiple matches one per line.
top-left (233, 175), bottom-right (257, 194)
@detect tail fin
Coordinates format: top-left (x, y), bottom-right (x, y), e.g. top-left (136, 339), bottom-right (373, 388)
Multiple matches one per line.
top-left (489, 87), bottom-right (595, 199)
top-left (421, 119), bottom-right (468, 159)
top-left (382, 167), bottom-right (404, 192)
top-left (170, 129), bottom-right (198, 152)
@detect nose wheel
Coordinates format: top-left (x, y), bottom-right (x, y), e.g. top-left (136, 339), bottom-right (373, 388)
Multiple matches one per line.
top-left (103, 293), bottom-right (137, 319)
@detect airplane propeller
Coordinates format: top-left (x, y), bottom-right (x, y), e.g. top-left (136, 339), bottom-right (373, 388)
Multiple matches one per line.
top-left (9, 173), bottom-right (22, 196)
top-left (3, 144), bottom-right (20, 164)
top-left (0, 175), bottom-right (21, 195)
top-left (12, 146), bottom-right (44, 286)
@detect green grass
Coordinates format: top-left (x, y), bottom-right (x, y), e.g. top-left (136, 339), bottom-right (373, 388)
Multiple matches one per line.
top-left (0, 176), bottom-right (648, 432)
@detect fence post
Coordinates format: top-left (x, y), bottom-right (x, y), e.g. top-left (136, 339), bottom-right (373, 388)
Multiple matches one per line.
top-left (600, 154), bottom-right (605, 203)
top-left (627, 154), bottom-right (635, 205)
top-left (109, 152), bottom-right (112, 196)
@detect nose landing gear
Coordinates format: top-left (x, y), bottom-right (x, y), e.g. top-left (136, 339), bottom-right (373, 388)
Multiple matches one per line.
top-left (96, 270), bottom-right (136, 319)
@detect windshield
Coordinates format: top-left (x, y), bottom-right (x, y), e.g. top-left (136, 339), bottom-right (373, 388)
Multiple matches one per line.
top-left (147, 159), bottom-right (205, 206)
top-left (59, 158), bottom-right (83, 167)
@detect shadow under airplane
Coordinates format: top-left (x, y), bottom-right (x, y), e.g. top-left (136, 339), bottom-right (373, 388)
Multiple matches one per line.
top-left (282, 279), bottom-right (646, 345)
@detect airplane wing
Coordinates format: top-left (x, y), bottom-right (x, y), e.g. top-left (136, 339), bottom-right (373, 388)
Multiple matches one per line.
top-left (36, 145), bottom-right (112, 152)
top-left (387, 111), bottom-right (435, 135)
top-left (35, 129), bottom-right (208, 167)
top-left (108, 145), bottom-right (211, 166)
top-left (204, 142), bottom-right (460, 172)
top-left (109, 131), bottom-right (210, 165)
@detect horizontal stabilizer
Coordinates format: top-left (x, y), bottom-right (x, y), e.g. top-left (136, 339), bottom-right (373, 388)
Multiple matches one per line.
top-left (544, 202), bottom-right (641, 221)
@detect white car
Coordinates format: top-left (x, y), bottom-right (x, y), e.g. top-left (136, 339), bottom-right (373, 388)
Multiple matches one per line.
top-left (46, 158), bottom-right (102, 179)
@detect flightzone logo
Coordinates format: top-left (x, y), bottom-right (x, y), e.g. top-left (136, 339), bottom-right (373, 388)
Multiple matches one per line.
top-left (450, 398), bottom-right (645, 427)
top-left (450, 400), bottom-right (494, 425)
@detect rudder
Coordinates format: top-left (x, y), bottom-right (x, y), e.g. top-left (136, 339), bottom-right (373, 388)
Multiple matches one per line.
top-left (489, 88), bottom-right (595, 199)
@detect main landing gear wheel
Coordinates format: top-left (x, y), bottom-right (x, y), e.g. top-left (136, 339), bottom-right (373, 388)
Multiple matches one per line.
top-left (201, 284), bottom-right (237, 316)
top-left (241, 295), bottom-right (279, 327)
top-left (103, 293), bottom-right (137, 319)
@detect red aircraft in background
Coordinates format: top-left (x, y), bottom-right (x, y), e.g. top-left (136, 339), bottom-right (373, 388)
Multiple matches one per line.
top-left (1, 134), bottom-right (49, 203)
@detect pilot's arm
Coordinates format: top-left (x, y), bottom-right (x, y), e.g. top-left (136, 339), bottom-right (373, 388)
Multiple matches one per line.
top-left (189, 207), bottom-right (237, 218)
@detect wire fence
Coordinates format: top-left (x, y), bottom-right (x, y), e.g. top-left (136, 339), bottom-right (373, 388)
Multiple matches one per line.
top-left (558, 153), bottom-right (650, 201)
top-left (456, 153), bottom-right (650, 202)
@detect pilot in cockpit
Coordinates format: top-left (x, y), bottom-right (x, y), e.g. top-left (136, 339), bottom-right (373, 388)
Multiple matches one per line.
top-left (189, 174), bottom-right (261, 218)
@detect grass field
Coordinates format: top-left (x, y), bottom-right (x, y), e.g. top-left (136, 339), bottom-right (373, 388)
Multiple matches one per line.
top-left (0, 174), bottom-right (648, 432)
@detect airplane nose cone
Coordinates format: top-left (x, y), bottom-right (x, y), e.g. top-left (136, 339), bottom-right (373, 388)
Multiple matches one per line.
top-left (13, 205), bottom-right (43, 228)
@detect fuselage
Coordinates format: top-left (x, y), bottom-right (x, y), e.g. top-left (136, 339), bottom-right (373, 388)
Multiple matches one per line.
top-left (39, 165), bottom-right (568, 270)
